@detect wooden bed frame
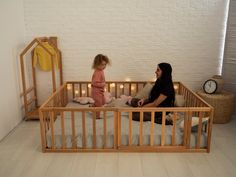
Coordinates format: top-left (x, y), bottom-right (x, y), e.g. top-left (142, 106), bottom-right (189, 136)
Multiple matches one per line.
top-left (39, 81), bottom-right (213, 153)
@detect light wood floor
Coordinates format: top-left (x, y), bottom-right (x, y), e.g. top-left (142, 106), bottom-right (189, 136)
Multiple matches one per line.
top-left (0, 115), bottom-right (236, 177)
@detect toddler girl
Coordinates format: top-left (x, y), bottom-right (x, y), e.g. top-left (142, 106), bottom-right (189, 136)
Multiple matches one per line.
top-left (91, 54), bottom-right (111, 119)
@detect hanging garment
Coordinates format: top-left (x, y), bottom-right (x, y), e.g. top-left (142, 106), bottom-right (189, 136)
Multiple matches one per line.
top-left (33, 42), bottom-right (59, 71)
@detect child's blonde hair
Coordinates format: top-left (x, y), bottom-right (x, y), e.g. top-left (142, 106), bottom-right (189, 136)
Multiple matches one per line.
top-left (92, 54), bottom-right (111, 69)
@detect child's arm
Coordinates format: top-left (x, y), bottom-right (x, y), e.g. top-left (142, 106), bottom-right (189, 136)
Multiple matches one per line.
top-left (92, 82), bottom-right (105, 88)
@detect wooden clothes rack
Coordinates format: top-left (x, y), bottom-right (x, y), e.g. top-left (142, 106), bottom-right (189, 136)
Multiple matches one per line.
top-left (20, 37), bottom-right (63, 120)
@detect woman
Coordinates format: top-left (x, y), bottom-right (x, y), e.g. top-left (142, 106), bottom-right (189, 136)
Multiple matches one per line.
top-left (132, 62), bottom-right (175, 124)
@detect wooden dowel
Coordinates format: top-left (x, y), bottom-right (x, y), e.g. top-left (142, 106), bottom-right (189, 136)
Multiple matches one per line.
top-left (71, 111), bottom-right (76, 148)
top-left (150, 112), bottom-right (154, 146)
top-left (103, 111), bottom-right (107, 148)
top-left (31, 49), bottom-right (38, 107)
top-left (161, 112), bottom-right (166, 146)
top-left (93, 112), bottom-right (96, 149)
top-left (196, 112), bottom-right (203, 148)
top-left (139, 111), bottom-right (143, 146)
top-left (20, 87), bottom-right (34, 97)
top-left (50, 111), bottom-right (55, 149)
top-left (129, 112), bottom-right (132, 146)
top-left (172, 112), bottom-right (177, 145)
top-left (117, 111), bottom-right (121, 147)
top-left (61, 111), bottom-right (66, 148)
top-left (114, 111), bottom-right (118, 149)
top-left (82, 111), bottom-right (86, 148)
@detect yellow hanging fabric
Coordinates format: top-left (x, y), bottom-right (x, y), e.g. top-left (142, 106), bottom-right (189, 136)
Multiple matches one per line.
top-left (33, 42), bottom-right (59, 71)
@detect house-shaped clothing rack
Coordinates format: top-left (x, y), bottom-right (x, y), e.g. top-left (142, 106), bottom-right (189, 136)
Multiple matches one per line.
top-left (20, 37), bottom-right (63, 120)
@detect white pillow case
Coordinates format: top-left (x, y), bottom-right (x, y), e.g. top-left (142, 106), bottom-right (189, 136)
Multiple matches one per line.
top-left (175, 94), bottom-right (185, 107)
top-left (134, 83), bottom-right (153, 99)
top-left (179, 117), bottom-right (209, 130)
top-left (73, 97), bottom-right (95, 104)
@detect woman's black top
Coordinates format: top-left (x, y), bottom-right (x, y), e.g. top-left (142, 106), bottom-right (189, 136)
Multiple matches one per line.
top-left (148, 79), bottom-right (175, 107)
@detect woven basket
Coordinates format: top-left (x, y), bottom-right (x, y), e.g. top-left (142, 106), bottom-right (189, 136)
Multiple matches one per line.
top-left (197, 90), bottom-right (235, 123)
top-left (211, 75), bottom-right (224, 93)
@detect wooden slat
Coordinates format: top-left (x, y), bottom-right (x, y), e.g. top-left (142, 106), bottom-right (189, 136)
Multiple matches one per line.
top-left (58, 50), bottom-right (63, 85)
top-left (82, 111), bottom-right (86, 148)
top-left (39, 110), bottom-right (46, 152)
top-left (50, 111), bottom-right (55, 149)
top-left (171, 112), bottom-right (177, 145)
top-left (186, 111), bottom-right (192, 148)
top-left (79, 83), bottom-right (82, 97)
top-left (139, 111), bottom-right (143, 146)
top-left (20, 87), bottom-right (34, 97)
top-left (183, 113), bottom-right (188, 146)
top-left (31, 49), bottom-right (38, 107)
top-left (86, 83), bottom-right (89, 97)
top-left (60, 111), bottom-right (66, 148)
top-left (150, 112), bottom-right (155, 146)
top-left (207, 109), bottom-right (214, 152)
top-left (20, 55), bottom-right (28, 116)
top-left (108, 83), bottom-right (110, 92)
top-left (161, 112), bottom-right (166, 146)
top-left (93, 112), bottom-right (96, 149)
top-left (129, 112), bottom-right (132, 146)
top-left (114, 111), bottom-right (118, 149)
top-left (115, 84), bottom-right (117, 98)
top-left (72, 83), bottom-right (75, 99)
top-left (51, 55), bottom-right (56, 92)
top-left (103, 111), bottom-right (107, 148)
top-left (71, 111), bottom-right (76, 148)
top-left (65, 84), bottom-right (68, 106)
top-left (129, 83), bottom-right (131, 96)
top-left (117, 111), bottom-right (121, 147)
top-left (196, 112), bottom-right (203, 148)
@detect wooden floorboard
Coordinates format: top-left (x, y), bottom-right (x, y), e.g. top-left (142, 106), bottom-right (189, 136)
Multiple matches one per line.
top-left (0, 114), bottom-right (236, 177)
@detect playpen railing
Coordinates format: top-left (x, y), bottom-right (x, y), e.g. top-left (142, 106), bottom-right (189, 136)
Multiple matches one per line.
top-left (39, 81), bottom-right (213, 152)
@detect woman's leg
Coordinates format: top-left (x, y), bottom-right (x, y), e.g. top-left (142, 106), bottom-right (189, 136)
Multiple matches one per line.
top-left (132, 112), bottom-right (151, 121)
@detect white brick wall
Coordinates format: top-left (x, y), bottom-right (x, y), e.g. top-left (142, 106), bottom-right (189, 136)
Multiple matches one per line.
top-left (22, 0), bottom-right (229, 99)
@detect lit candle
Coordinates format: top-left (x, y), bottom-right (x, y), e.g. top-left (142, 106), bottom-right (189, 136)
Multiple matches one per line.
top-left (88, 84), bottom-right (91, 88)
top-left (75, 90), bottom-right (79, 95)
top-left (82, 90), bottom-right (86, 95)
top-left (120, 84), bottom-right (124, 89)
top-left (125, 78), bottom-right (131, 82)
top-left (67, 84), bottom-right (72, 90)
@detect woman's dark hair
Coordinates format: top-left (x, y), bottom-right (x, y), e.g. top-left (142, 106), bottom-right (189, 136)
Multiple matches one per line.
top-left (158, 62), bottom-right (173, 83)
top-left (149, 62), bottom-right (175, 105)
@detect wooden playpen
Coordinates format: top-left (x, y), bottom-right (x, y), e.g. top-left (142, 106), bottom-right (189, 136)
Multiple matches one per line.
top-left (39, 81), bottom-right (213, 152)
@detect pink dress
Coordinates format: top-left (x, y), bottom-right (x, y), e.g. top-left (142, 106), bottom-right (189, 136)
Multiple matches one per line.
top-left (91, 70), bottom-right (106, 107)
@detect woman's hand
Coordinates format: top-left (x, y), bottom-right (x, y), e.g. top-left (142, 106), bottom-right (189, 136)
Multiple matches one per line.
top-left (137, 98), bottom-right (145, 107)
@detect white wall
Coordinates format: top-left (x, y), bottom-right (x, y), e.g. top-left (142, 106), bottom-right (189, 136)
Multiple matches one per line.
top-left (0, 0), bottom-right (25, 140)
top-left (23, 0), bottom-right (229, 91)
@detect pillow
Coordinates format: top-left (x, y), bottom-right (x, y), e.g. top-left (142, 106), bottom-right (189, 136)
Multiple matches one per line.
top-left (73, 97), bottom-right (95, 105)
top-left (104, 92), bottom-right (113, 104)
top-left (105, 98), bottom-right (130, 107)
top-left (134, 83), bottom-right (153, 99)
top-left (120, 95), bottom-right (132, 103)
top-left (179, 117), bottom-right (209, 132)
top-left (175, 94), bottom-right (185, 107)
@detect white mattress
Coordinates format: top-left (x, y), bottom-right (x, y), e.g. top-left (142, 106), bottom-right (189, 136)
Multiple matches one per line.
top-left (46, 102), bottom-right (207, 149)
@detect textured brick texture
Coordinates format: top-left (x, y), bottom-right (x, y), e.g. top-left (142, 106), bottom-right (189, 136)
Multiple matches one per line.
top-left (22, 0), bottom-right (229, 101)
